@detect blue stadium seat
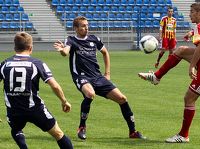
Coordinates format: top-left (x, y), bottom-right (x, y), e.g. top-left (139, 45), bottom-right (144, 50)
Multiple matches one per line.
top-left (10, 6), bottom-right (18, 13)
top-left (98, 21), bottom-right (107, 28)
top-left (0, 0), bottom-right (3, 6)
top-left (10, 22), bottom-right (19, 29)
top-left (22, 13), bottom-right (29, 21)
top-left (116, 13), bottom-right (123, 20)
top-left (90, 21), bottom-right (98, 28)
top-left (1, 7), bottom-right (9, 13)
top-left (5, 13), bottom-right (13, 21)
top-left (147, 13), bottom-right (154, 20)
top-left (166, 0), bottom-right (172, 6)
top-left (69, 13), bottom-right (76, 20)
top-left (100, 13), bottom-right (107, 20)
top-left (127, 0), bottom-right (135, 6)
top-left (121, 0), bottom-right (127, 6)
top-left (51, 0), bottom-right (59, 6)
top-left (107, 21), bottom-right (114, 28)
top-left (85, 13), bottom-right (93, 20)
top-left (177, 21), bottom-right (184, 28)
top-left (145, 20), bottom-right (153, 28)
top-left (71, 6), bottom-right (79, 12)
top-left (113, 0), bottom-right (120, 6)
top-left (83, 0), bottom-right (90, 5)
top-left (105, 0), bottom-right (112, 6)
top-left (91, 0), bottom-right (97, 6)
top-left (140, 13), bottom-right (146, 21)
top-left (108, 13), bottom-right (116, 20)
top-left (80, 6), bottom-right (87, 13)
top-left (13, 13), bottom-right (20, 21)
top-left (103, 6), bottom-right (110, 12)
top-left (87, 6), bottom-right (95, 13)
top-left (141, 6), bottom-right (148, 13)
top-left (93, 13), bottom-right (100, 20)
top-left (60, 0), bottom-right (67, 6)
top-left (96, 6), bottom-right (102, 12)
top-left (124, 13), bottom-right (131, 20)
top-left (183, 22), bottom-right (190, 28)
top-left (66, 21), bottom-right (73, 28)
top-left (177, 15), bottom-right (184, 21)
top-left (143, 0), bottom-right (149, 6)
top-left (155, 6), bottom-right (164, 13)
top-left (126, 6), bottom-right (133, 13)
top-left (135, 0), bottom-right (143, 6)
top-left (18, 6), bottom-right (24, 13)
top-left (153, 20), bottom-right (160, 28)
top-left (75, 0), bottom-right (82, 6)
top-left (98, 0), bottom-right (105, 6)
top-left (148, 6), bottom-right (156, 13)
top-left (1, 22), bottom-right (9, 29)
top-left (13, 0), bottom-right (20, 7)
top-left (67, 0), bottom-right (74, 6)
top-left (132, 20), bottom-right (137, 27)
top-left (132, 13), bottom-right (138, 21)
top-left (56, 6), bottom-right (64, 14)
top-left (25, 22), bottom-right (34, 29)
top-left (111, 6), bottom-right (118, 13)
top-left (149, 0), bottom-right (157, 6)
top-left (122, 21), bottom-right (131, 28)
top-left (114, 21), bottom-right (122, 28)
top-left (65, 6), bottom-right (71, 13)
top-left (61, 13), bottom-right (67, 21)
top-left (119, 6), bottom-right (125, 12)
top-left (158, 0), bottom-right (166, 7)
top-left (0, 14), bottom-right (5, 21)
top-left (5, 0), bottom-right (12, 6)
top-left (133, 6), bottom-right (140, 12)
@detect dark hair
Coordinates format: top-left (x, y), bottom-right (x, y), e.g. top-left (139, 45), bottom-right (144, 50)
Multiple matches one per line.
top-left (168, 6), bottom-right (173, 10)
top-left (73, 16), bottom-right (87, 28)
top-left (14, 32), bottom-right (32, 52)
top-left (191, 2), bottom-right (200, 12)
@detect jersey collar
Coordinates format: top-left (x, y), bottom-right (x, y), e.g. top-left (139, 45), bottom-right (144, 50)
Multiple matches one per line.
top-left (15, 54), bottom-right (30, 57)
top-left (75, 35), bottom-right (88, 40)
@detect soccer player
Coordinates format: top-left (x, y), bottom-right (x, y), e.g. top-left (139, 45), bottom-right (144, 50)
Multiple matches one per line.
top-left (139, 2), bottom-right (200, 143)
top-left (0, 32), bottom-right (73, 149)
top-left (155, 6), bottom-right (177, 68)
top-left (54, 16), bottom-right (145, 140)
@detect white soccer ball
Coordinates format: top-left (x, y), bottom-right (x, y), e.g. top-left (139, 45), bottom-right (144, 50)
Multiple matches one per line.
top-left (139, 35), bottom-right (159, 54)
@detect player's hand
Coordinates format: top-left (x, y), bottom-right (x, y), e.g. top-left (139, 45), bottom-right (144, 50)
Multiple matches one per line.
top-left (54, 40), bottom-right (64, 52)
top-left (62, 101), bottom-right (71, 112)
top-left (189, 66), bottom-right (197, 80)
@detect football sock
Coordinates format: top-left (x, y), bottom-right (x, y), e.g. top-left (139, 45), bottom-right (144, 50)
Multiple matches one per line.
top-left (11, 130), bottom-right (28, 149)
top-left (120, 102), bottom-right (136, 133)
top-left (156, 51), bottom-right (165, 64)
top-left (79, 97), bottom-right (93, 128)
top-left (179, 106), bottom-right (195, 138)
top-left (57, 135), bottom-right (73, 149)
top-left (155, 54), bottom-right (182, 79)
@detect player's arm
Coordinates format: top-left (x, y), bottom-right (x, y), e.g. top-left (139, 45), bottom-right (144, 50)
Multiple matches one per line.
top-left (184, 30), bottom-right (193, 41)
top-left (54, 40), bottom-right (70, 56)
top-left (47, 78), bottom-right (71, 112)
top-left (189, 43), bottom-right (200, 79)
top-left (101, 46), bottom-right (110, 80)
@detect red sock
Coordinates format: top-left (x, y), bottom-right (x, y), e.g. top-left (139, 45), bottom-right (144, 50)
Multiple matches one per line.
top-left (179, 106), bottom-right (195, 138)
top-left (154, 54), bottom-right (181, 79)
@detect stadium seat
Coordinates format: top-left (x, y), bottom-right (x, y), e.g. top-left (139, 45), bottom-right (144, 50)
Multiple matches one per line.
top-left (155, 6), bottom-right (164, 13)
top-left (5, 0), bottom-right (12, 6)
top-left (148, 6), bottom-right (156, 13)
top-left (105, 0), bottom-right (112, 6)
top-left (132, 20), bottom-right (138, 27)
top-left (98, 0), bottom-right (105, 6)
top-left (116, 13), bottom-right (123, 20)
top-left (71, 6), bottom-right (79, 12)
top-left (124, 13), bottom-right (131, 20)
top-left (66, 21), bottom-right (73, 28)
top-left (153, 20), bottom-right (160, 28)
top-left (147, 13), bottom-right (154, 21)
top-left (60, 0), bottom-right (67, 6)
top-left (119, 6), bottom-right (126, 12)
top-left (9, 6), bottom-right (18, 13)
top-left (166, 0), bottom-right (172, 6)
top-left (0, 0), bottom-right (3, 6)
top-left (127, 0), bottom-right (135, 6)
top-left (133, 6), bottom-right (140, 12)
top-left (177, 15), bottom-right (184, 21)
top-left (0, 14), bottom-right (5, 21)
top-left (1, 22), bottom-right (9, 29)
top-left (67, 0), bottom-right (74, 6)
top-left (65, 6), bottom-right (71, 13)
top-left (93, 13), bottom-right (100, 20)
top-left (5, 13), bottom-right (13, 21)
top-left (145, 20), bottom-right (153, 28)
top-left (10, 22), bottom-right (19, 29)
top-left (83, 0), bottom-right (90, 5)
top-left (103, 6), bottom-right (110, 12)
top-left (135, 0), bottom-right (143, 6)
top-left (61, 13), bottom-right (67, 21)
top-left (132, 13), bottom-right (138, 21)
top-left (18, 6), bottom-right (24, 13)
top-left (13, 0), bottom-right (20, 7)
top-left (126, 6), bottom-right (133, 13)
top-left (121, 0), bottom-right (127, 6)
top-left (113, 0), bottom-right (120, 6)
top-left (85, 13), bottom-right (93, 20)
top-left (96, 6), bottom-right (103, 12)
top-left (87, 6), bottom-right (95, 13)
top-left (69, 13), bottom-right (76, 20)
top-left (90, 21), bottom-right (98, 28)
top-left (149, 0), bottom-right (157, 6)
top-left (98, 21), bottom-right (107, 28)
top-left (177, 21), bottom-right (184, 28)
top-left (13, 13), bottom-right (20, 21)
top-left (141, 6), bottom-right (148, 13)
top-left (108, 13), bottom-right (116, 21)
top-left (80, 6), bottom-right (87, 13)
top-left (140, 13), bottom-right (146, 21)
top-left (22, 13), bottom-right (29, 21)
top-left (158, 0), bottom-right (166, 7)
top-left (25, 22), bottom-right (34, 29)
top-left (91, 0), bottom-right (97, 6)
top-left (111, 6), bottom-right (118, 13)
top-left (143, 0), bottom-right (149, 6)
top-left (75, 0), bottom-right (82, 6)
top-left (183, 22), bottom-right (190, 28)
top-left (100, 13), bottom-right (108, 20)
top-left (56, 6), bottom-right (64, 14)
top-left (1, 7), bottom-right (9, 13)
top-left (51, 0), bottom-right (59, 6)
top-left (122, 21), bottom-right (131, 28)
top-left (114, 21), bottom-right (122, 28)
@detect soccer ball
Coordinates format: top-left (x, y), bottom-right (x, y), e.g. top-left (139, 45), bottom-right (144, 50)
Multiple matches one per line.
top-left (139, 35), bottom-right (159, 54)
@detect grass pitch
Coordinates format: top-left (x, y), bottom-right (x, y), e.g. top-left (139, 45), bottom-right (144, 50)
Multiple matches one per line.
top-left (0, 50), bottom-right (199, 149)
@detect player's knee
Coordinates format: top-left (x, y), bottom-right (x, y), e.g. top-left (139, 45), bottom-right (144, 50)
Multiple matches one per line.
top-left (175, 46), bottom-right (188, 56)
top-left (118, 95), bottom-right (127, 104)
top-left (48, 122), bottom-right (64, 140)
top-left (85, 91), bottom-right (95, 99)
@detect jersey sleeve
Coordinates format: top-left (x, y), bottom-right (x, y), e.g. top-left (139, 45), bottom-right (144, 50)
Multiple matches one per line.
top-left (34, 60), bottom-right (53, 83)
top-left (95, 36), bottom-right (104, 51)
top-left (64, 36), bottom-right (72, 47)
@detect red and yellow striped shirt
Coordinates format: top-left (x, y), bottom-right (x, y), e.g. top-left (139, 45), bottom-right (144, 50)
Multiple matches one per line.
top-left (160, 16), bottom-right (176, 39)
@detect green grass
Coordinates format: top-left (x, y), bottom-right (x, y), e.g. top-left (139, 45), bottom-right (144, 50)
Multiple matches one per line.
top-left (0, 50), bottom-right (199, 149)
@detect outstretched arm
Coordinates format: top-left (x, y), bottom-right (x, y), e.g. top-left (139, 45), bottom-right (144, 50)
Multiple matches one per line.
top-left (101, 47), bottom-right (111, 80)
top-left (47, 78), bottom-right (71, 112)
top-left (54, 40), bottom-right (70, 56)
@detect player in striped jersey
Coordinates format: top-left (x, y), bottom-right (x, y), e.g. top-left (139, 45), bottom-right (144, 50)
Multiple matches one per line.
top-left (155, 6), bottom-right (177, 68)
top-left (139, 2), bottom-right (200, 143)
top-left (0, 32), bottom-right (73, 149)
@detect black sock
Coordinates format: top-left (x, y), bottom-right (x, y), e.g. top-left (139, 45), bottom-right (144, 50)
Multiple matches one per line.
top-left (79, 97), bottom-right (92, 128)
top-left (11, 130), bottom-right (28, 149)
top-left (120, 102), bottom-right (136, 134)
top-left (57, 135), bottom-right (73, 149)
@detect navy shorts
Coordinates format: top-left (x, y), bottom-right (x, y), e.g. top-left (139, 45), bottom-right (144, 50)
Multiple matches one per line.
top-left (73, 75), bottom-right (116, 98)
top-left (7, 105), bottom-right (56, 132)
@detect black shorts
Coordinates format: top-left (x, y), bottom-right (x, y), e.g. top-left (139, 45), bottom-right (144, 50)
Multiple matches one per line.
top-left (7, 105), bottom-right (56, 132)
top-left (73, 75), bottom-right (116, 98)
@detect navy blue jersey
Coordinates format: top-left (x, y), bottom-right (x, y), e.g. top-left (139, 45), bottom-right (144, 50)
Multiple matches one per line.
top-left (65, 35), bottom-right (104, 78)
top-left (0, 54), bottom-right (53, 113)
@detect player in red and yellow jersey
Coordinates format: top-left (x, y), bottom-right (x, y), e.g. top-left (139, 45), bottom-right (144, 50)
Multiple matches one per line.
top-left (138, 2), bottom-right (200, 143)
top-left (155, 6), bottom-right (177, 68)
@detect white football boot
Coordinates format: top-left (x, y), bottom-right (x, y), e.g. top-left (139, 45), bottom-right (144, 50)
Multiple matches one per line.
top-left (165, 134), bottom-right (189, 143)
top-left (138, 71), bottom-right (160, 85)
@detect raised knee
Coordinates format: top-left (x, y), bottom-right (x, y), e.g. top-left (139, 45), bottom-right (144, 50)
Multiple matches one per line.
top-left (118, 95), bottom-right (127, 104)
top-left (175, 46), bottom-right (188, 55)
top-left (85, 91), bottom-right (95, 99)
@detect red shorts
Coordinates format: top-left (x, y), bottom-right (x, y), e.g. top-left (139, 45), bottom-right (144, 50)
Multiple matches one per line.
top-left (161, 38), bottom-right (176, 50)
top-left (189, 62), bottom-right (200, 95)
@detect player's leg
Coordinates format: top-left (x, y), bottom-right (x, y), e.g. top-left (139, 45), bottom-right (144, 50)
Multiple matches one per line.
top-left (138, 46), bottom-right (195, 84)
top-left (78, 83), bottom-right (95, 140)
top-left (166, 88), bottom-right (198, 143)
top-left (155, 49), bottom-right (165, 68)
top-left (106, 88), bottom-right (146, 139)
top-left (7, 116), bottom-right (28, 149)
top-left (48, 122), bottom-right (73, 149)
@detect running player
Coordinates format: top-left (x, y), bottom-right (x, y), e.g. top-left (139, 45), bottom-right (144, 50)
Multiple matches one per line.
top-left (139, 2), bottom-right (200, 143)
top-left (0, 32), bottom-right (73, 149)
top-left (155, 6), bottom-right (177, 68)
top-left (54, 16), bottom-right (145, 140)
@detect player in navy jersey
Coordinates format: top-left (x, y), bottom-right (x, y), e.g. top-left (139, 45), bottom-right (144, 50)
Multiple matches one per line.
top-left (54, 16), bottom-right (145, 140)
top-left (0, 32), bottom-right (73, 149)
